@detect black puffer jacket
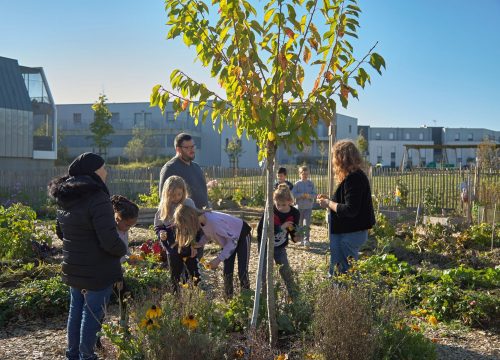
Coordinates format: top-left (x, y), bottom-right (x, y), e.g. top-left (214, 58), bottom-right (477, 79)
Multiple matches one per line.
top-left (48, 175), bottom-right (127, 290)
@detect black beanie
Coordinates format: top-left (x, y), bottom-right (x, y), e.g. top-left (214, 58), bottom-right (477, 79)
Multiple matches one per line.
top-left (68, 152), bottom-right (105, 176)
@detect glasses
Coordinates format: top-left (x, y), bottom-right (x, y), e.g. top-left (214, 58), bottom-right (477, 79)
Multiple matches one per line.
top-left (180, 145), bottom-right (196, 150)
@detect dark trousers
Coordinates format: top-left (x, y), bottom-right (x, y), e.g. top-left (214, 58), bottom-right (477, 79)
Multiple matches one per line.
top-left (223, 221), bottom-right (252, 298)
top-left (169, 250), bottom-right (200, 293)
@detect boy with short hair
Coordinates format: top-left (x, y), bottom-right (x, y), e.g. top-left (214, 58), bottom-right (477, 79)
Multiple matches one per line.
top-left (274, 167), bottom-right (294, 190)
top-left (292, 165), bottom-right (316, 246)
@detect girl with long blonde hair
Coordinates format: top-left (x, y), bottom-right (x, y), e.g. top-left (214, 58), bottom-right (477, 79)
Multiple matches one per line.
top-left (174, 205), bottom-right (252, 299)
top-left (317, 139), bottom-right (375, 275)
top-left (153, 175), bottom-right (199, 292)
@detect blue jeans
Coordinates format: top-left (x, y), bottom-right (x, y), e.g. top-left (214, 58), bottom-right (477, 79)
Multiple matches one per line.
top-left (329, 230), bottom-right (368, 275)
top-left (66, 286), bottom-right (113, 360)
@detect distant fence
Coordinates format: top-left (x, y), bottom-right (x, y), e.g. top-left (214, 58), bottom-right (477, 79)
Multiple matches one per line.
top-left (0, 165), bottom-right (498, 213)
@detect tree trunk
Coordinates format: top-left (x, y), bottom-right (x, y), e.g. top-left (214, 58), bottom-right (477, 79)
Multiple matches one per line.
top-left (266, 145), bottom-right (278, 346)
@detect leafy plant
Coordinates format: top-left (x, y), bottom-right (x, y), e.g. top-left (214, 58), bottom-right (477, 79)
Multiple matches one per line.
top-left (138, 183), bottom-right (160, 208)
top-left (423, 187), bottom-right (441, 216)
top-left (0, 203), bottom-right (37, 260)
top-left (247, 184), bottom-right (265, 207)
top-left (0, 277), bottom-right (68, 325)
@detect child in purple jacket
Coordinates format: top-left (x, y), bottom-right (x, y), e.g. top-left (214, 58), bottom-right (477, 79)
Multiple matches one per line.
top-left (173, 205), bottom-right (252, 298)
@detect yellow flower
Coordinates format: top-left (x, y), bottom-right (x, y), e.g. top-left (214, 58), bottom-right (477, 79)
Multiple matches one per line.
top-left (139, 318), bottom-right (160, 331)
top-left (180, 283), bottom-right (189, 289)
top-left (235, 348), bottom-right (245, 358)
top-left (181, 314), bottom-right (199, 330)
top-left (146, 305), bottom-right (163, 319)
top-left (200, 257), bottom-right (211, 269)
top-left (427, 315), bottom-right (438, 326)
top-left (275, 354), bottom-right (288, 360)
top-left (410, 324), bottom-right (421, 332)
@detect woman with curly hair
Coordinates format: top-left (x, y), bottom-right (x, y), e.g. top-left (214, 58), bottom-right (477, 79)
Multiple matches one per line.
top-left (317, 139), bottom-right (375, 275)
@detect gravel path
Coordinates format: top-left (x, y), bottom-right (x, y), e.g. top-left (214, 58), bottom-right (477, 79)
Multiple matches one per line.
top-left (1, 225), bottom-right (498, 359)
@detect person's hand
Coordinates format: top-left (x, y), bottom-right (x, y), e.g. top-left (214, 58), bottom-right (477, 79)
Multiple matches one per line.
top-left (159, 231), bottom-right (167, 241)
top-left (281, 221), bottom-right (294, 232)
top-left (318, 198), bottom-right (330, 209)
top-left (317, 194), bottom-right (328, 200)
top-left (208, 258), bottom-right (222, 270)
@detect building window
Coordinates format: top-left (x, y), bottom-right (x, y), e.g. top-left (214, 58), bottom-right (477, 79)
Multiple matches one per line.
top-left (419, 133), bottom-right (424, 140)
top-left (166, 111), bottom-right (175, 121)
top-left (405, 133), bottom-right (410, 140)
top-left (377, 156), bottom-right (383, 164)
top-left (134, 113), bottom-right (145, 128)
top-left (468, 133), bottom-right (473, 141)
top-left (144, 112), bottom-right (152, 126)
top-left (348, 125), bottom-right (352, 133)
top-left (389, 132), bottom-right (394, 140)
top-left (111, 112), bottom-right (120, 123)
top-left (375, 132), bottom-right (381, 140)
top-left (455, 133), bottom-right (460, 141)
top-left (73, 113), bottom-right (81, 124)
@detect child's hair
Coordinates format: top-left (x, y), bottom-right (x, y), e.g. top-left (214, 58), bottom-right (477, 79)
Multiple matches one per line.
top-left (173, 204), bottom-right (204, 252)
top-left (159, 175), bottom-right (188, 221)
top-left (298, 165), bottom-right (309, 173)
top-left (111, 195), bottom-right (139, 220)
top-left (274, 183), bottom-right (294, 203)
top-left (277, 167), bottom-right (287, 176)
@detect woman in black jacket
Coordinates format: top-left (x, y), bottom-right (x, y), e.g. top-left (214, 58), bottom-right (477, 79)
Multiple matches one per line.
top-left (49, 152), bottom-right (127, 360)
top-left (317, 140), bottom-right (375, 275)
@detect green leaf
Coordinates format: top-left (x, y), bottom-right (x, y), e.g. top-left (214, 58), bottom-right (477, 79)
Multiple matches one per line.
top-left (369, 52), bottom-right (386, 75)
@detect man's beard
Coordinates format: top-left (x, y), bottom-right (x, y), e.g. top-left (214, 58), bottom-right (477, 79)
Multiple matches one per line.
top-left (181, 153), bottom-right (195, 162)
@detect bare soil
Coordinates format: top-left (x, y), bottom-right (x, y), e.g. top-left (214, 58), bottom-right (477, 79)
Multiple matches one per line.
top-left (1, 224), bottom-right (498, 359)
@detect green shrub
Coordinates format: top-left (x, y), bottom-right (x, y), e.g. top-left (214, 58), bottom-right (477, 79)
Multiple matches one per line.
top-left (247, 184), bottom-right (265, 207)
top-left (103, 286), bottom-right (229, 360)
top-left (375, 323), bottom-right (436, 360)
top-left (138, 183), bottom-right (160, 208)
top-left (0, 277), bottom-right (68, 325)
top-left (311, 209), bottom-right (327, 226)
top-left (0, 203), bottom-right (37, 260)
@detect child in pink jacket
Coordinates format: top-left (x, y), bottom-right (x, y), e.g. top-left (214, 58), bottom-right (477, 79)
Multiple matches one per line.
top-left (173, 205), bottom-right (251, 298)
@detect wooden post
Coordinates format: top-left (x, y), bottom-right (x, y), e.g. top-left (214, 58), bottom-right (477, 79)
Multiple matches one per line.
top-left (492, 203), bottom-right (497, 252)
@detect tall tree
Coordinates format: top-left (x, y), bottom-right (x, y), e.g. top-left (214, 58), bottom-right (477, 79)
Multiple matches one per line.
top-left (89, 94), bottom-right (113, 157)
top-left (151, 0), bottom-right (384, 344)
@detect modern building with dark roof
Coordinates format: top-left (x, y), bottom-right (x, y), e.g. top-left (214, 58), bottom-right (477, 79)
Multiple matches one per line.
top-left (0, 56), bottom-right (57, 170)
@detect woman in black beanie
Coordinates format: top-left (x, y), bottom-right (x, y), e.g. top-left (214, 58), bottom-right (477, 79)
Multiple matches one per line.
top-left (48, 152), bottom-right (127, 360)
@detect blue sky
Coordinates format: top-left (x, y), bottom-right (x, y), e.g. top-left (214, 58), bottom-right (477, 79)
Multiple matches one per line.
top-left (1, 0), bottom-right (499, 130)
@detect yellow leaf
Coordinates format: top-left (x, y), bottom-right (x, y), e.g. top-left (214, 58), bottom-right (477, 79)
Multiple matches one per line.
top-left (303, 46), bottom-right (311, 63)
top-left (268, 132), bottom-right (276, 142)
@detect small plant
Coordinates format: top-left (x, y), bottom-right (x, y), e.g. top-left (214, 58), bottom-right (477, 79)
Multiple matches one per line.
top-left (423, 187), bottom-right (441, 216)
top-left (138, 183), bottom-right (160, 208)
top-left (247, 184), bottom-right (265, 207)
top-left (0, 203), bottom-right (38, 260)
top-left (395, 178), bottom-right (409, 208)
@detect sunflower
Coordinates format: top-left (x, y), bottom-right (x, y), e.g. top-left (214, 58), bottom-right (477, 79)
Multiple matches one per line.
top-left (146, 305), bottom-right (163, 319)
top-left (234, 348), bottom-right (245, 359)
top-left (181, 314), bottom-right (199, 330)
top-left (139, 318), bottom-right (160, 331)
